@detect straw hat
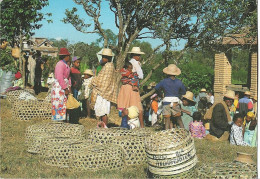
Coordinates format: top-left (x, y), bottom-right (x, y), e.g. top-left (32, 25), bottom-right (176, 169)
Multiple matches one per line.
top-left (252, 95), bottom-right (257, 101)
top-left (163, 64), bottom-right (181, 76)
top-left (83, 69), bottom-right (94, 76)
top-left (127, 106), bottom-right (139, 119)
top-left (234, 152), bottom-right (255, 164)
top-left (101, 48), bottom-right (114, 57)
top-left (182, 91), bottom-right (195, 103)
top-left (224, 90), bottom-right (235, 99)
top-left (200, 88), bottom-right (207, 92)
top-left (127, 47), bottom-right (145, 55)
top-left (244, 91), bottom-right (251, 96)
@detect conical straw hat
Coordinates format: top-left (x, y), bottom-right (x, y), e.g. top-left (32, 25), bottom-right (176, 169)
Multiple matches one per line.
top-left (163, 64), bottom-right (181, 76)
top-left (224, 90), bottom-right (235, 99)
top-left (182, 91), bottom-right (195, 102)
top-left (127, 47), bottom-right (145, 54)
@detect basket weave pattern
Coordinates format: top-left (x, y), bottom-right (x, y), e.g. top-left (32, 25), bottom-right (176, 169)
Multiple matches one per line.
top-left (25, 122), bottom-right (85, 154)
top-left (6, 89), bottom-right (35, 103)
top-left (145, 129), bottom-right (197, 176)
top-left (70, 144), bottom-right (125, 171)
top-left (12, 99), bottom-right (52, 120)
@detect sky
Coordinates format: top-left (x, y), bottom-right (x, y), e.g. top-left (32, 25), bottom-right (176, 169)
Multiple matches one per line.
top-left (33, 0), bottom-right (186, 50)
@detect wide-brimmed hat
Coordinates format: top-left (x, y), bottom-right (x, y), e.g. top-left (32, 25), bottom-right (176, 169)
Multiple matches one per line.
top-left (224, 90), bottom-right (235, 100)
top-left (200, 88), bottom-right (207, 92)
top-left (244, 91), bottom-right (251, 96)
top-left (59, 48), bottom-right (70, 56)
top-left (101, 48), bottom-right (114, 57)
top-left (127, 106), bottom-right (139, 119)
top-left (163, 64), bottom-right (181, 76)
top-left (234, 152), bottom-right (255, 164)
top-left (182, 91), bottom-right (195, 103)
top-left (127, 47), bottom-right (145, 55)
top-left (83, 69), bottom-right (94, 76)
top-left (72, 56), bottom-right (81, 62)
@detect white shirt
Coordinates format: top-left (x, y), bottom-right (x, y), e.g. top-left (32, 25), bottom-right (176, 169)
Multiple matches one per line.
top-left (129, 58), bottom-right (143, 79)
top-left (210, 95), bottom-right (214, 104)
top-left (230, 124), bottom-right (249, 146)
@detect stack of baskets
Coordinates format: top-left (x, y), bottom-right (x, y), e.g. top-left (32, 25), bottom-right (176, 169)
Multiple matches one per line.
top-left (25, 122), bottom-right (85, 154)
top-left (6, 89), bottom-right (35, 103)
top-left (145, 129), bottom-right (197, 177)
top-left (87, 127), bottom-right (151, 165)
top-left (6, 89), bottom-right (52, 120)
top-left (197, 162), bottom-right (257, 178)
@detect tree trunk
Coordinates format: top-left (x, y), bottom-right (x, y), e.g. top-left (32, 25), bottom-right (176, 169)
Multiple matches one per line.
top-left (19, 30), bottom-right (25, 89)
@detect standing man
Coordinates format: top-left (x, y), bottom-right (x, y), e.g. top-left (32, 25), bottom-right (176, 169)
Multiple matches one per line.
top-left (128, 47), bottom-right (145, 128)
top-left (34, 50), bottom-right (44, 95)
top-left (91, 48), bottom-right (118, 126)
top-left (237, 91), bottom-right (253, 117)
top-left (155, 64), bottom-right (186, 130)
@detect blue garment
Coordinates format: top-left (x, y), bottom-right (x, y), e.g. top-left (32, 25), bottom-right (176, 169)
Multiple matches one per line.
top-left (155, 77), bottom-right (186, 105)
top-left (239, 96), bottom-right (251, 104)
top-left (121, 116), bottom-right (130, 129)
top-left (73, 89), bottom-right (78, 99)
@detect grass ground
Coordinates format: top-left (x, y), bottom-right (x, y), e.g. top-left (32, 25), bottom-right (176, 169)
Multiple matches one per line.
top-left (0, 98), bottom-right (257, 178)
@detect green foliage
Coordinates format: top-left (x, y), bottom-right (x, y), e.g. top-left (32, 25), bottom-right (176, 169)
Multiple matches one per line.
top-left (0, 48), bottom-right (18, 73)
top-left (0, 0), bottom-right (50, 46)
top-left (178, 62), bottom-right (214, 95)
top-left (42, 55), bottom-right (59, 81)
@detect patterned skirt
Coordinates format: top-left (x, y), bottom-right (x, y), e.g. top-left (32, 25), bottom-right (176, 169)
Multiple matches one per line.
top-left (51, 79), bottom-right (67, 121)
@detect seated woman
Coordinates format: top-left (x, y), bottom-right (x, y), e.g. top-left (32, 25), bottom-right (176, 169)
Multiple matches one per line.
top-left (205, 90), bottom-right (235, 141)
top-left (243, 112), bottom-right (257, 147)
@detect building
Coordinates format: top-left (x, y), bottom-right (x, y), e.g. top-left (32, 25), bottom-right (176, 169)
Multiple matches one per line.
top-left (23, 37), bottom-right (58, 57)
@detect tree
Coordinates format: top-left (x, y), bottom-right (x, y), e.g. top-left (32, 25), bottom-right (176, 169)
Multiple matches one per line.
top-left (1, 0), bottom-right (51, 87)
top-left (63, 0), bottom-right (256, 99)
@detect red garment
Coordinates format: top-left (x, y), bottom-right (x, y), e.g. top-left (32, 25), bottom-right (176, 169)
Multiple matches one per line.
top-left (120, 68), bottom-right (139, 87)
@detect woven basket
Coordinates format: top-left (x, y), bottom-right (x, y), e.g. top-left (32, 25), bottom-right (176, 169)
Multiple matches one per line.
top-left (70, 144), bottom-right (125, 171)
top-left (112, 135), bottom-right (146, 166)
top-left (43, 139), bottom-right (89, 168)
top-left (151, 168), bottom-right (197, 179)
top-left (197, 161), bottom-right (257, 178)
top-left (6, 89), bottom-right (35, 103)
top-left (26, 122), bottom-right (86, 154)
top-left (88, 127), bottom-right (151, 144)
top-left (12, 99), bottom-right (52, 120)
top-left (145, 129), bottom-right (197, 176)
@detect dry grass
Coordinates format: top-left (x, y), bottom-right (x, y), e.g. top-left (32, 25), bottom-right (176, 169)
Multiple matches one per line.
top-left (0, 98), bottom-right (257, 178)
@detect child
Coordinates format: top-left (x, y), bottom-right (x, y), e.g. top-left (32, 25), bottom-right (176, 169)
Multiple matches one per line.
top-left (189, 112), bottom-right (206, 139)
top-left (150, 94), bottom-right (159, 126)
top-left (243, 112), bottom-right (257, 146)
top-left (70, 56), bottom-right (81, 99)
top-left (121, 106), bottom-right (140, 129)
top-left (120, 61), bottom-right (139, 92)
top-left (230, 113), bottom-right (250, 146)
top-left (82, 69), bottom-right (94, 117)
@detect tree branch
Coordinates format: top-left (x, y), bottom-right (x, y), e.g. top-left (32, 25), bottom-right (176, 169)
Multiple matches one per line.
top-left (141, 89), bottom-right (155, 101)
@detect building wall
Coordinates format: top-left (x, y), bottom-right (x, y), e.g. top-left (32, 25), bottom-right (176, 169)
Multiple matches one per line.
top-left (250, 53), bottom-right (257, 97)
top-left (214, 53), bottom-right (232, 103)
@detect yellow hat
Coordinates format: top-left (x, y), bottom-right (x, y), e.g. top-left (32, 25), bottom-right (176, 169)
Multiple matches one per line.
top-left (247, 111), bottom-right (255, 118)
top-left (244, 91), bottom-right (251, 96)
top-left (127, 106), bottom-right (139, 119)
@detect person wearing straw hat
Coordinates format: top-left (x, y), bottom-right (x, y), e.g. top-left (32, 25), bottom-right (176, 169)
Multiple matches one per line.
top-left (155, 64), bottom-right (186, 130)
top-left (237, 91), bottom-right (253, 118)
top-left (81, 69), bottom-right (94, 117)
top-left (122, 46), bottom-right (146, 128)
top-left (195, 88), bottom-right (207, 103)
top-left (51, 48), bottom-right (71, 121)
top-left (180, 91), bottom-right (197, 130)
top-left (205, 90), bottom-right (235, 141)
top-left (91, 48), bottom-right (117, 126)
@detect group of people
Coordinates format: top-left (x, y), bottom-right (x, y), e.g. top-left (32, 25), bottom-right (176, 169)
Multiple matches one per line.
top-left (50, 46), bottom-right (257, 147)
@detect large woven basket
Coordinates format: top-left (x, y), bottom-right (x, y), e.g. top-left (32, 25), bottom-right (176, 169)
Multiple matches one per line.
top-left (42, 139), bottom-right (89, 168)
top-left (26, 122), bottom-right (86, 154)
top-left (70, 144), bottom-right (125, 171)
top-left (145, 129), bottom-right (197, 176)
top-left (12, 99), bottom-right (52, 120)
top-left (6, 89), bottom-right (35, 103)
top-left (88, 127), bottom-right (151, 144)
top-left (112, 135), bottom-right (147, 166)
top-left (197, 161), bottom-right (257, 178)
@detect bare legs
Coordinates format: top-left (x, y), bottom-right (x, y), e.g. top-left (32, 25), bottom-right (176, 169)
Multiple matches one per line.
top-left (139, 111), bottom-right (144, 128)
top-left (101, 115), bottom-right (108, 125)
